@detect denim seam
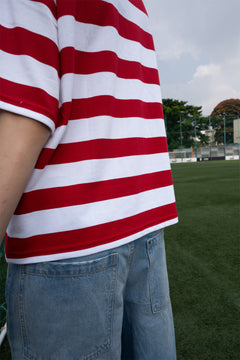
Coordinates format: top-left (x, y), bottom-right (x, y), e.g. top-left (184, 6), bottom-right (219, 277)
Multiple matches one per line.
top-left (123, 298), bottom-right (170, 311)
top-left (145, 240), bottom-right (153, 314)
top-left (19, 266), bottom-right (35, 360)
top-left (23, 264), bottom-right (116, 277)
top-left (23, 255), bottom-right (118, 277)
top-left (122, 241), bottom-right (135, 302)
top-left (146, 238), bottom-right (169, 314)
top-left (84, 256), bottom-right (118, 360)
top-left (152, 300), bottom-right (171, 313)
top-left (147, 232), bottom-right (164, 250)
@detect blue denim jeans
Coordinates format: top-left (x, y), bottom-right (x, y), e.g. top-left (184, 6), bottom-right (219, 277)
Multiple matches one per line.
top-left (6, 229), bottom-right (177, 360)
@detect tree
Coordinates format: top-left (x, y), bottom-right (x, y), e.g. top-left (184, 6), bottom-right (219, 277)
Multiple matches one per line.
top-left (211, 99), bottom-right (240, 117)
top-left (210, 99), bottom-right (240, 144)
top-left (162, 99), bottom-right (208, 149)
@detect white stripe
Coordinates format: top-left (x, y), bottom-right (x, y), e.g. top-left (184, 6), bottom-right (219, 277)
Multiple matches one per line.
top-left (0, 101), bottom-right (56, 133)
top-left (56, 117), bottom-right (166, 144)
top-left (25, 152), bottom-right (171, 191)
top-left (7, 186), bottom-right (176, 238)
top-left (60, 72), bottom-right (161, 105)
top-left (0, 51), bottom-right (59, 100)
top-left (103, 0), bottom-right (150, 33)
top-left (1, 0), bottom-right (58, 44)
top-left (0, 323), bottom-right (7, 347)
top-left (45, 125), bottom-right (67, 148)
top-left (58, 17), bottom-right (157, 69)
top-left (7, 218), bottom-right (178, 265)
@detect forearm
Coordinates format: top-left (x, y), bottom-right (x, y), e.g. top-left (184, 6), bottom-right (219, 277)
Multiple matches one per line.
top-left (0, 111), bottom-right (50, 246)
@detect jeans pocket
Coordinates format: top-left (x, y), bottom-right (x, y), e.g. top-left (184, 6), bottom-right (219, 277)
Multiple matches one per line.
top-left (19, 253), bottom-right (118, 360)
top-left (146, 231), bottom-right (170, 314)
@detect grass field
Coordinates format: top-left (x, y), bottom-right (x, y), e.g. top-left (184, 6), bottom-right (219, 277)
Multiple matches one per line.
top-left (165, 160), bottom-right (240, 360)
top-left (0, 160), bottom-right (240, 359)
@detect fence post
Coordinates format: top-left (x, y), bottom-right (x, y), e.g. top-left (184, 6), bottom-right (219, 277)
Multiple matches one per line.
top-left (223, 113), bottom-right (226, 153)
top-left (209, 116), bottom-right (211, 160)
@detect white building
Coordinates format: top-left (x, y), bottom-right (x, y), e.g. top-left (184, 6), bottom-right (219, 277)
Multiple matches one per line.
top-left (234, 119), bottom-right (240, 144)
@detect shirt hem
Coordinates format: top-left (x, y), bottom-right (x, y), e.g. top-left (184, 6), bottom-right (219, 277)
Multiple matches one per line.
top-left (6, 217), bottom-right (178, 264)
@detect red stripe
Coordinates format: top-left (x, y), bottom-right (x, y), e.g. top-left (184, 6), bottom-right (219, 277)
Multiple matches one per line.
top-left (60, 47), bottom-right (159, 84)
top-left (128, 0), bottom-right (148, 15)
top-left (0, 78), bottom-right (59, 123)
top-left (30, 0), bottom-right (57, 19)
top-left (36, 137), bottom-right (168, 168)
top-left (15, 170), bottom-right (173, 214)
top-left (57, 0), bottom-right (154, 50)
top-left (6, 203), bottom-right (178, 259)
top-left (61, 96), bottom-right (163, 122)
top-left (0, 26), bottom-right (59, 72)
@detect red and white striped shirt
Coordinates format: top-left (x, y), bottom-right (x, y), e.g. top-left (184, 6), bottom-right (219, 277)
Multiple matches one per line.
top-left (0, 0), bottom-right (178, 264)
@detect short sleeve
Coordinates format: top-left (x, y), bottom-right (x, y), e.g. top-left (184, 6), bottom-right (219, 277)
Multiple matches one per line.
top-left (0, 0), bottom-right (59, 133)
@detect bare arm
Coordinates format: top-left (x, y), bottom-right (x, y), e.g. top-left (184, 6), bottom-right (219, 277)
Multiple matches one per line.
top-left (0, 111), bottom-right (50, 245)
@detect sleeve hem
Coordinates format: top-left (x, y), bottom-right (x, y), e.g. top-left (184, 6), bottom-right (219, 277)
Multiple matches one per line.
top-left (0, 100), bottom-right (56, 134)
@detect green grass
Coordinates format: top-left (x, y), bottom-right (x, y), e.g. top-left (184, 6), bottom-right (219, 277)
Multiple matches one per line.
top-left (1, 160), bottom-right (240, 359)
top-left (165, 160), bottom-right (240, 360)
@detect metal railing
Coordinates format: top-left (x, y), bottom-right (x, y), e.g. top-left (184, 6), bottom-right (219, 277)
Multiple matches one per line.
top-left (169, 144), bottom-right (240, 162)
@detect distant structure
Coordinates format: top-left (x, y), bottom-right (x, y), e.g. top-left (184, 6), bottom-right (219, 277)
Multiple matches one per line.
top-left (234, 119), bottom-right (240, 144)
top-left (200, 128), bottom-right (216, 144)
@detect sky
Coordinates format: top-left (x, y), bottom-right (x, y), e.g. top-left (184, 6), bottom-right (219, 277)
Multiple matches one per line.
top-left (145, 0), bottom-right (240, 116)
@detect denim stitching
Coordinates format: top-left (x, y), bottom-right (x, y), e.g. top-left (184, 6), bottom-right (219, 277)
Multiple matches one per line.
top-left (23, 254), bottom-right (118, 277)
top-left (19, 266), bottom-right (36, 360)
top-left (146, 232), bottom-right (169, 314)
top-left (85, 256), bottom-right (118, 360)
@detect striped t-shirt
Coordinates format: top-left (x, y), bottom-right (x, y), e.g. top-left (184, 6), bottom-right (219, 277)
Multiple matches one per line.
top-left (0, 0), bottom-right (178, 264)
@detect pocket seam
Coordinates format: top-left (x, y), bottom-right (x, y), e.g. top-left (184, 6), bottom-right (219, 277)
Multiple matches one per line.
top-left (146, 238), bottom-right (170, 314)
top-left (23, 254), bottom-right (118, 277)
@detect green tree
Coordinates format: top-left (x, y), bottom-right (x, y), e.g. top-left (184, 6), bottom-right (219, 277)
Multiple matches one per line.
top-left (163, 99), bottom-right (207, 149)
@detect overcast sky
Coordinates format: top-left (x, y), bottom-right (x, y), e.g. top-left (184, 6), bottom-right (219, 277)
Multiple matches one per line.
top-left (145, 0), bottom-right (240, 115)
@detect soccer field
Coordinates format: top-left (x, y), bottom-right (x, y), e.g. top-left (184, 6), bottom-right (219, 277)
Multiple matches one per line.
top-left (1, 160), bottom-right (240, 359)
top-left (165, 160), bottom-right (240, 360)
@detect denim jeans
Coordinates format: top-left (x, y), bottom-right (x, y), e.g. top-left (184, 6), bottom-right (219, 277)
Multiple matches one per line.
top-left (6, 229), bottom-right (177, 360)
